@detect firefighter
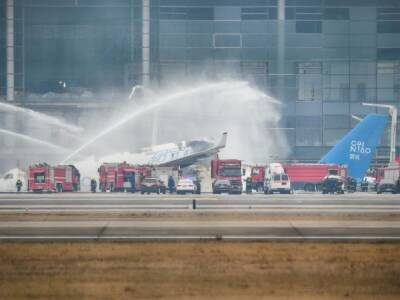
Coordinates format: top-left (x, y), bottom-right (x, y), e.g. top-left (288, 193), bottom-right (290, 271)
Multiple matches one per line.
top-left (347, 177), bottom-right (357, 193)
top-left (168, 175), bottom-right (175, 194)
top-left (361, 178), bottom-right (368, 192)
top-left (16, 179), bottom-right (23, 192)
top-left (90, 178), bottom-right (97, 193)
top-left (195, 179), bottom-right (201, 194)
top-left (245, 177), bottom-right (252, 194)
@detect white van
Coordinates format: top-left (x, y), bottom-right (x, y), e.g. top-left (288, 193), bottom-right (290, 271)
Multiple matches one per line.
top-left (264, 163), bottom-right (291, 194)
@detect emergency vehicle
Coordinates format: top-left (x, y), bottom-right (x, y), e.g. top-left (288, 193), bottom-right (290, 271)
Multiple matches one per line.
top-left (28, 163), bottom-right (80, 192)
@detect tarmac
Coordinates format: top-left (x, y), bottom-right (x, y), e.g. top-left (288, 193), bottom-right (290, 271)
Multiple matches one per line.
top-left (0, 192), bottom-right (399, 241)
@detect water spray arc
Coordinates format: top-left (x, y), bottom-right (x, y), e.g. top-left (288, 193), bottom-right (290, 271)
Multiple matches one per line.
top-left (0, 128), bottom-right (71, 153)
top-left (0, 102), bottom-right (83, 133)
top-left (61, 82), bottom-right (247, 164)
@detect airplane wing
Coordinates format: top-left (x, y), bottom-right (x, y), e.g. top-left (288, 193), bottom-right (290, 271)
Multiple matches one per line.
top-left (159, 132), bottom-right (227, 168)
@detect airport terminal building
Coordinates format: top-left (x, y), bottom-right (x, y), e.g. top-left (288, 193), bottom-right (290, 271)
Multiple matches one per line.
top-left (1, 0), bottom-right (400, 171)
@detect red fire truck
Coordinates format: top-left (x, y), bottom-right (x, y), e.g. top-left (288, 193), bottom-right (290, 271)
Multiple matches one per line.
top-left (28, 163), bottom-right (80, 192)
top-left (211, 158), bottom-right (242, 194)
top-left (98, 162), bottom-right (152, 192)
top-left (376, 164), bottom-right (400, 185)
top-left (251, 165), bottom-right (266, 191)
top-left (284, 163), bottom-right (347, 191)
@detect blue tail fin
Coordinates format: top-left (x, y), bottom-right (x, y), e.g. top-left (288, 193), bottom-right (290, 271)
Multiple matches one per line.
top-left (320, 114), bottom-right (388, 181)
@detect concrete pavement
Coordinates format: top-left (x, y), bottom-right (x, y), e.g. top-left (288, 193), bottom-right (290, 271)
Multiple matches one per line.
top-left (1, 192), bottom-right (399, 241)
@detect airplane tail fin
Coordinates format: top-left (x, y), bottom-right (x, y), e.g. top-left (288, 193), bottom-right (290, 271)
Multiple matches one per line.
top-left (216, 132), bottom-right (227, 149)
top-left (320, 114), bottom-right (388, 181)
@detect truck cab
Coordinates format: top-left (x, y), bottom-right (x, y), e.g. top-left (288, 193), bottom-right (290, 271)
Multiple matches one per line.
top-left (251, 166), bottom-right (265, 192)
top-left (211, 159), bottom-right (242, 194)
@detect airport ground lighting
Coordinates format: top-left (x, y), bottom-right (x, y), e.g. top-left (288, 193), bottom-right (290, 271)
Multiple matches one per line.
top-left (362, 103), bottom-right (398, 165)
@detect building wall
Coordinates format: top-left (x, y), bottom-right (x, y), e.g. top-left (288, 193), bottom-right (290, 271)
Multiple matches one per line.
top-left (1, 0), bottom-right (400, 172)
top-left (0, 0), bottom-right (6, 97)
top-left (150, 0), bottom-right (400, 160)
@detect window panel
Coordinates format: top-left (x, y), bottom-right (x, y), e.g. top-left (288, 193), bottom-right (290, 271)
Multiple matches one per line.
top-left (377, 48), bottom-right (400, 60)
top-left (378, 34), bottom-right (400, 47)
top-left (241, 48), bottom-right (269, 60)
top-left (242, 35), bottom-right (270, 47)
top-left (377, 21), bottom-right (400, 33)
top-left (187, 21), bottom-right (213, 33)
top-left (350, 88), bottom-right (376, 101)
top-left (186, 35), bottom-right (213, 47)
top-left (323, 75), bottom-right (349, 89)
top-left (322, 21), bottom-right (349, 34)
top-left (350, 21), bottom-right (376, 34)
top-left (186, 48), bottom-right (213, 60)
top-left (214, 34), bottom-right (241, 47)
top-left (324, 129), bottom-right (348, 146)
top-left (214, 48), bottom-right (241, 60)
top-left (241, 21), bottom-right (268, 33)
top-left (323, 102), bottom-right (349, 114)
top-left (286, 34), bottom-right (322, 47)
top-left (323, 48), bottom-right (349, 59)
top-left (296, 116), bottom-right (322, 128)
top-left (324, 115), bottom-right (349, 129)
top-left (159, 35), bottom-right (186, 48)
top-left (214, 21), bottom-right (241, 33)
top-left (350, 75), bottom-right (376, 89)
top-left (160, 20), bottom-right (186, 34)
top-left (350, 62), bottom-right (376, 74)
top-left (323, 62), bottom-right (349, 75)
top-left (323, 88), bottom-right (350, 101)
top-left (296, 128), bottom-right (322, 146)
top-left (323, 8), bottom-right (349, 20)
top-left (323, 35), bottom-right (349, 48)
top-left (350, 35), bottom-right (376, 47)
top-left (298, 62), bottom-right (322, 101)
top-left (296, 21), bottom-right (322, 33)
top-left (214, 6), bottom-right (240, 20)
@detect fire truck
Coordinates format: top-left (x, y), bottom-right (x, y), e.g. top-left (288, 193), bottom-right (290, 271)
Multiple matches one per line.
top-left (376, 164), bottom-right (400, 185)
top-left (28, 163), bottom-right (80, 192)
top-left (251, 165), bottom-right (266, 191)
top-left (284, 163), bottom-right (347, 191)
top-left (98, 162), bottom-right (134, 192)
top-left (211, 158), bottom-right (242, 194)
top-left (98, 162), bottom-right (153, 192)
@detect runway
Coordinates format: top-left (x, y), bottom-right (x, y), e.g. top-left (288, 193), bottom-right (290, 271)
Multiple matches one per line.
top-left (1, 193), bottom-right (400, 241)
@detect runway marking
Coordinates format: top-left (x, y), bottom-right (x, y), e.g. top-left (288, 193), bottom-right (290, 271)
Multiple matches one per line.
top-left (1, 205), bottom-right (399, 209)
top-left (1, 235), bottom-right (400, 241)
top-left (1, 220), bottom-right (400, 228)
top-left (1, 209), bottom-right (399, 214)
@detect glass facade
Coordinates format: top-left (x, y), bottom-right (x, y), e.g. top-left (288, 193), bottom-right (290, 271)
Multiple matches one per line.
top-left (1, 0), bottom-right (400, 162)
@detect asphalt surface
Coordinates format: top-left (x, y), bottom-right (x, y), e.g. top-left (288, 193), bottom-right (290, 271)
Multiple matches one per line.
top-left (1, 192), bottom-right (399, 241)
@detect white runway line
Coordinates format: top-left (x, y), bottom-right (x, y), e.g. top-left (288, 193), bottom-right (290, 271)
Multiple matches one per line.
top-left (1, 235), bottom-right (400, 241)
top-left (1, 220), bottom-right (400, 228)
